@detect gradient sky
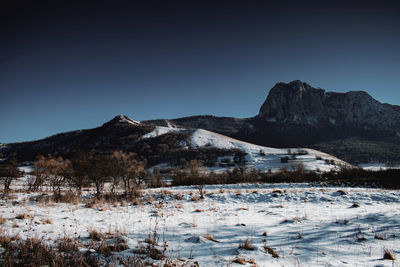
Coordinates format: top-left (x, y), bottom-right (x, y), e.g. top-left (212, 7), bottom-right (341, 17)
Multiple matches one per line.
top-left (1, 0), bottom-right (400, 143)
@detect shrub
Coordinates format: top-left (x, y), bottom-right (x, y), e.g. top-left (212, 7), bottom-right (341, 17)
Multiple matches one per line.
top-left (239, 238), bottom-right (254, 250)
top-left (88, 228), bottom-right (104, 241)
top-left (264, 246), bottom-right (279, 258)
top-left (383, 249), bottom-right (395, 260)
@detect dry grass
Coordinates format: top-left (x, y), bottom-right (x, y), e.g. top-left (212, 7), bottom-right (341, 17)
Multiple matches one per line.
top-left (239, 238), bottom-right (254, 250)
top-left (191, 196), bottom-right (200, 202)
top-left (383, 249), bottom-right (395, 260)
top-left (15, 213), bottom-right (34, 220)
top-left (375, 233), bottom-right (387, 240)
top-left (193, 209), bottom-right (205, 213)
top-left (0, 215), bottom-right (8, 224)
top-left (234, 189), bottom-right (242, 196)
top-left (203, 234), bottom-right (220, 243)
top-left (297, 232), bottom-right (302, 239)
top-left (40, 218), bottom-right (53, 224)
top-left (56, 192), bottom-right (82, 204)
top-left (57, 237), bottom-right (83, 252)
top-left (0, 235), bottom-right (102, 266)
top-left (232, 257), bottom-right (246, 264)
top-left (88, 228), bottom-right (104, 241)
top-left (85, 197), bottom-right (104, 209)
top-left (231, 257), bottom-right (256, 265)
top-left (142, 237), bottom-right (158, 246)
top-left (264, 246), bottom-right (279, 258)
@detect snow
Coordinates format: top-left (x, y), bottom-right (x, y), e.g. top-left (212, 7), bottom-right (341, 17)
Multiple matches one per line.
top-left (142, 126), bottom-right (185, 138)
top-left (1, 183), bottom-right (399, 266)
top-left (359, 163), bottom-right (400, 171)
top-left (118, 115), bottom-right (141, 125)
top-left (190, 129), bottom-right (346, 172)
top-left (141, 127), bottom-right (347, 172)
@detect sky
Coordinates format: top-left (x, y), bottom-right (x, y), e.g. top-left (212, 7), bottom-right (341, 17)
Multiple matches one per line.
top-left (1, 0), bottom-right (400, 143)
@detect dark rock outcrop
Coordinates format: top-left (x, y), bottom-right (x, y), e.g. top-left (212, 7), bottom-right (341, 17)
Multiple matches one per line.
top-left (258, 80), bottom-right (400, 131)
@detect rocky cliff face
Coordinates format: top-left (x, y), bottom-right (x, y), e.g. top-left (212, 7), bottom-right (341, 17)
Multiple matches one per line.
top-left (258, 80), bottom-right (400, 131)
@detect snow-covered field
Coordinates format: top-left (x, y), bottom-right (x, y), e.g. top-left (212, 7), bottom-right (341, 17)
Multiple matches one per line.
top-left (359, 163), bottom-right (400, 171)
top-left (1, 183), bottom-right (399, 266)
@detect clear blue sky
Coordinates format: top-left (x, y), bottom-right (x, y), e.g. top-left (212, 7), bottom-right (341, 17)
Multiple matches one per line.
top-left (1, 0), bottom-right (399, 143)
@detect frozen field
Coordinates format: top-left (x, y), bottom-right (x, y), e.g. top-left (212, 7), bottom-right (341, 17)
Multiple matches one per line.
top-left (0, 183), bottom-right (399, 266)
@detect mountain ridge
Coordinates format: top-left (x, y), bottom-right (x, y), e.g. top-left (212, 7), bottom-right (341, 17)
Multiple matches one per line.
top-left (2, 80), bottom-right (400, 165)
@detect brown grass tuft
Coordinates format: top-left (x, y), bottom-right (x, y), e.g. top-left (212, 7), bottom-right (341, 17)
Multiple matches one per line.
top-left (40, 218), bottom-right (53, 224)
top-left (232, 257), bottom-right (246, 264)
top-left (88, 228), bottom-right (104, 241)
top-left (193, 209), bottom-right (204, 213)
top-left (383, 249), bottom-right (395, 260)
top-left (239, 238), bottom-right (254, 250)
top-left (15, 213), bottom-right (34, 220)
top-left (203, 234), bottom-right (220, 243)
top-left (264, 246), bottom-right (279, 258)
top-left (0, 215), bottom-right (8, 224)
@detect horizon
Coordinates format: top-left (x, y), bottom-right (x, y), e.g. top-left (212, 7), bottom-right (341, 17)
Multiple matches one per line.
top-left (1, 0), bottom-right (400, 143)
top-left (1, 79), bottom-right (397, 144)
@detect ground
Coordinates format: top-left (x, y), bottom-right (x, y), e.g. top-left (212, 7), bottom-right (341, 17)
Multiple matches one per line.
top-left (1, 183), bottom-right (399, 266)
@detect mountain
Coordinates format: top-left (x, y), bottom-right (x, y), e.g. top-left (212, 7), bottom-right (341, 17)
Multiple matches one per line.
top-left (258, 80), bottom-right (400, 130)
top-left (2, 80), bottom-right (399, 166)
top-left (0, 115), bottom-right (346, 172)
top-left (147, 81), bottom-right (400, 165)
top-left (1, 115), bottom-right (154, 162)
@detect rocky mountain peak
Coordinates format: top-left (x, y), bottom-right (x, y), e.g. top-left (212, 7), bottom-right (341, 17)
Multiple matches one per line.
top-left (102, 115), bottom-right (141, 127)
top-left (258, 80), bottom-right (326, 124)
top-left (258, 80), bottom-right (400, 130)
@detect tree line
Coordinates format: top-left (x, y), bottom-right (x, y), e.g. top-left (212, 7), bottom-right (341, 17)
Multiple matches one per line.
top-left (0, 151), bottom-right (149, 199)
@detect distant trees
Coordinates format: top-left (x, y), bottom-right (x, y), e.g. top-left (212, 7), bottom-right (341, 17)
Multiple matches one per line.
top-left (29, 155), bottom-right (70, 198)
top-left (108, 150), bottom-right (147, 197)
top-left (27, 150), bottom-right (149, 199)
top-left (171, 160), bottom-right (206, 199)
top-left (65, 152), bottom-right (90, 195)
top-left (0, 157), bottom-right (22, 195)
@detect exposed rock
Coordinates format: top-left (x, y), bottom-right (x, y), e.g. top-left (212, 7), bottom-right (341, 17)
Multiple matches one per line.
top-left (258, 80), bottom-right (400, 131)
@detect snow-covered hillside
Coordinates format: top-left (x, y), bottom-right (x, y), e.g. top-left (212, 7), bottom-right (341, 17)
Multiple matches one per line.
top-left (143, 126), bottom-right (348, 172)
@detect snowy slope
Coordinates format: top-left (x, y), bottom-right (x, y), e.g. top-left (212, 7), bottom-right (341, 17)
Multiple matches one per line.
top-left (143, 127), bottom-right (348, 172)
top-left (142, 126), bottom-right (185, 138)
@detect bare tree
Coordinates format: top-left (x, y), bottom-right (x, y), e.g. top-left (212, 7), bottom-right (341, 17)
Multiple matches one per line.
top-left (189, 160), bottom-right (205, 199)
top-left (86, 152), bottom-right (110, 198)
top-left (31, 155), bottom-right (47, 191)
top-left (0, 157), bottom-right (21, 195)
top-left (66, 152), bottom-right (91, 195)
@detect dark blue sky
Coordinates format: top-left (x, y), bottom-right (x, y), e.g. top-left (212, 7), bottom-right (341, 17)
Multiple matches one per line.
top-left (1, 0), bottom-right (399, 143)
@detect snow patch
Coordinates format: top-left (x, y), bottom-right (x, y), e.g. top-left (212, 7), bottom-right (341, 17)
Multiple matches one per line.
top-left (142, 126), bottom-right (184, 139)
top-left (117, 115), bottom-right (141, 125)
